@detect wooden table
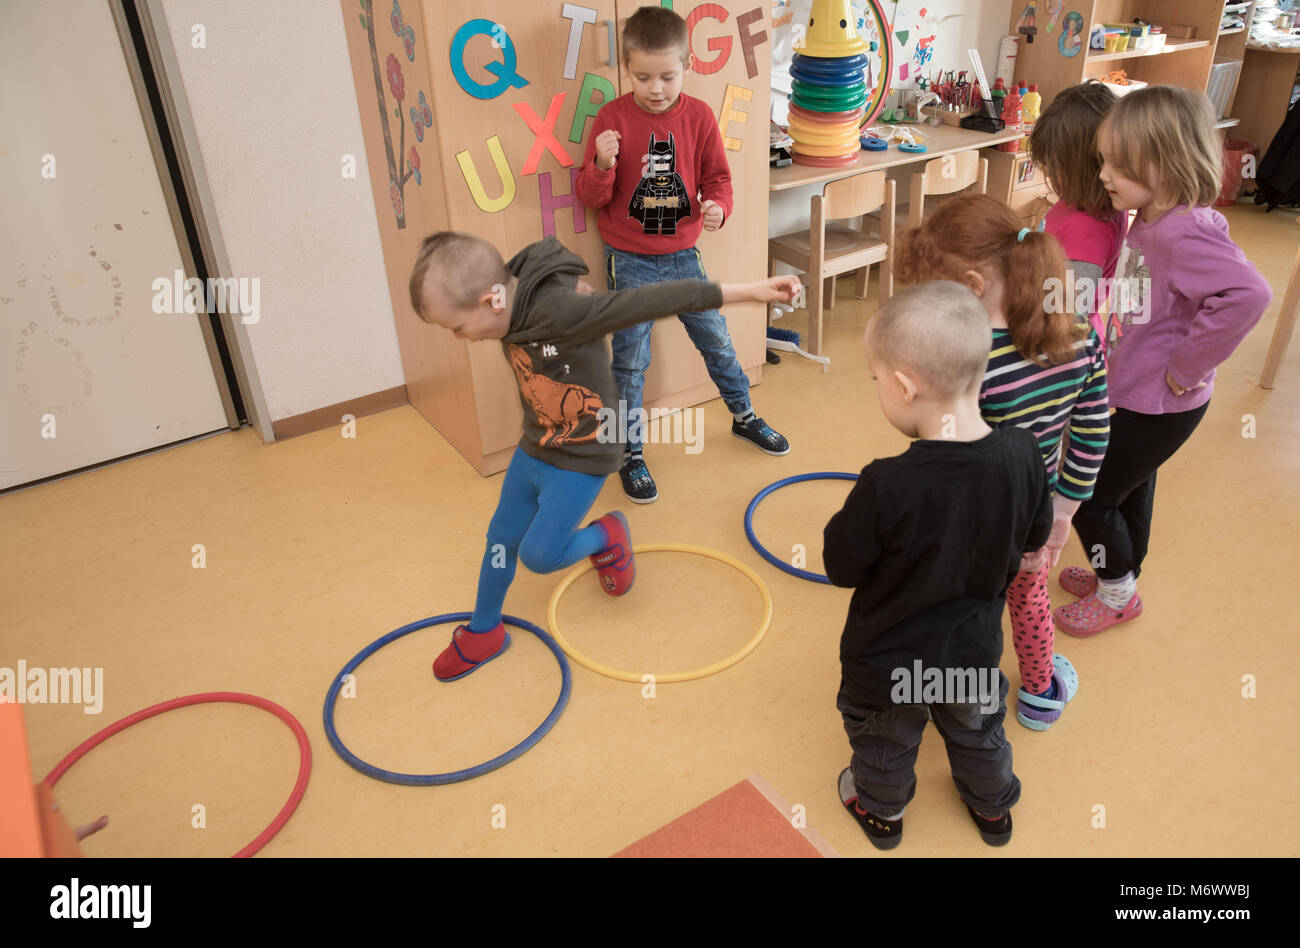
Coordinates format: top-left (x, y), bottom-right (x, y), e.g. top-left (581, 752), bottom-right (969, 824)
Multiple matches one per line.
top-left (769, 124), bottom-right (1028, 192)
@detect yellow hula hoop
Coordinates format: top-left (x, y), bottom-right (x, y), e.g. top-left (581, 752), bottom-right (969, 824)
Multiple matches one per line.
top-left (546, 543), bottom-right (773, 683)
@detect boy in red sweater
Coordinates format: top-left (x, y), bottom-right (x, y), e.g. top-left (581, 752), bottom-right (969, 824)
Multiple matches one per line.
top-left (575, 6), bottom-right (789, 504)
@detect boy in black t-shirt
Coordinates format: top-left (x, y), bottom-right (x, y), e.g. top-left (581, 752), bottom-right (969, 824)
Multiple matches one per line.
top-left (824, 282), bottom-right (1052, 850)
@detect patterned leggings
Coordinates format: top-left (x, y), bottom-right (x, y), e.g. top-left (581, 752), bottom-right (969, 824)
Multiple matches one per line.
top-left (1007, 564), bottom-right (1054, 695)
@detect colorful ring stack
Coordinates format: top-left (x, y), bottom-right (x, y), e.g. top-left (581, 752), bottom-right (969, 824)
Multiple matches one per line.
top-left (787, 0), bottom-right (893, 167)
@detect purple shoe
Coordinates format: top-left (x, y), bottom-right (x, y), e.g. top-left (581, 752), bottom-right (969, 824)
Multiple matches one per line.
top-left (1016, 654), bottom-right (1079, 731)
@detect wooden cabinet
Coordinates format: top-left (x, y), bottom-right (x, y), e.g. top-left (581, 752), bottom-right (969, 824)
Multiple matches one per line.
top-left (984, 147), bottom-right (1051, 227)
top-left (343, 1), bottom-right (771, 475)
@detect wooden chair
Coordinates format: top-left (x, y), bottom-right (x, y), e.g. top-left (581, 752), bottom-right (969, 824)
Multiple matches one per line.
top-left (906, 150), bottom-right (988, 229)
top-left (864, 150), bottom-right (989, 237)
top-left (1260, 215), bottom-right (1300, 389)
top-left (767, 170), bottom-right (896, 356)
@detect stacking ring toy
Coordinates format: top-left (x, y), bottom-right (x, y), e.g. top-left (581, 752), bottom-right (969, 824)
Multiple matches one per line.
top-left (790, 63), bottom-right (865, 86)
top-left (323, 612), bottom-right (570, 786)
top-left (898, 142), bottom-right (927, 153)
top-left (786, 123), bottom-right (862, 145)
top-left (44, 691), bottom-right (311, 858)
top-left (792, 51), bottom-right (869, 74)
top-left (744, 472), bottom-right (859, 584)
top-left (861, 135), bottom-right (889, 151)
top-left (791, 141), bottom-right (863, 158)
top-left (547, 544), bottom-right (772, 683)
top-left (792, 80), bottom-right (867, 103)
top-left (787, 103), bottom-right (865, 124)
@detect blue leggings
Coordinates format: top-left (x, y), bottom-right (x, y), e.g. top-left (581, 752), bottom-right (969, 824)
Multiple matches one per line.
top-left (469, 448), bottom-right (609, 632)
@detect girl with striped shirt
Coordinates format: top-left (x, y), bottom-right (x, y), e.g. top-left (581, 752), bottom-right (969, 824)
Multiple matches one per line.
top-left (894, 194), bottom-right (1109, 731)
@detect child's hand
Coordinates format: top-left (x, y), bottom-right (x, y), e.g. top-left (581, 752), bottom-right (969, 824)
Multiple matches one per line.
top-left (756, 275), bottom-right (801, 303)
top-left (595, 130), bottom-right (621, 170)
top-left (1165, 369), bottom-right (1207, 396)
top-left (1044, 513), bottom-right (1073, 567)
top-left (701, 199), bottom-right (725, 231)
top-left (720, 275), bottom-right (802, 305)
top-left (1019, 546), bottom-right (1049, 573)
top-left (575, 278), bottom-right (595, 295)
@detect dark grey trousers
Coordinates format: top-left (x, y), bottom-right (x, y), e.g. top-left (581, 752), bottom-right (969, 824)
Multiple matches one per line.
top-left (837, 671), bottom-right (1021, 819)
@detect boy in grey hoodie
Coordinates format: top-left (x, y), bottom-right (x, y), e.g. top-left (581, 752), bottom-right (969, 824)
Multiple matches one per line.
top-left (410, 232), bottom-right (798, 680)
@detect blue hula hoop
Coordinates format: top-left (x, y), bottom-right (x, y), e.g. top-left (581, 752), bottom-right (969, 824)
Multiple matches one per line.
top-left (323, 612), bottom-right (571, 786)
top-left (744, 472), bottom-right (859, 584)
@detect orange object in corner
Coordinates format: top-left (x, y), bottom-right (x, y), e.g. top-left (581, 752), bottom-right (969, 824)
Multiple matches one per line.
top-left (0, 698), bottom-right (83, 857)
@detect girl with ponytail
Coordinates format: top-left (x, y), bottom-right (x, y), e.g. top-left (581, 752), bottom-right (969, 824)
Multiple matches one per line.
top-left (893, 194), bottom-right (1110, 731)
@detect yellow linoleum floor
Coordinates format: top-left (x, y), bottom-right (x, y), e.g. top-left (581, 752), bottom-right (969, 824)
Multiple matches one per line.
top-left (4, 205), bottom-right (1299, 857)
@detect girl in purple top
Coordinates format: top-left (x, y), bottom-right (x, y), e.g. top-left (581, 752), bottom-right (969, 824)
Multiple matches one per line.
top-left (1056, 86), bottom-right (1272, 635)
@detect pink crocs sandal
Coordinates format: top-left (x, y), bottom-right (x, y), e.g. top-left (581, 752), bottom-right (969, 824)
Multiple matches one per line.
top-left (1054, 592), bottom-right (1143, 637)
top-left (1058, 566), bottom-right (1098, 599)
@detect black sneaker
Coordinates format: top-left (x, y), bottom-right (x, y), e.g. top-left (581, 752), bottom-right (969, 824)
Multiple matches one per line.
top-left (966, 804), bottom-right (1012, 846)
top-left (732, 417), bottom-right (790, 456)
top-left (618, 457), bottom-right (658, 504)
top-left (838, 767), bottom-right (902, 850)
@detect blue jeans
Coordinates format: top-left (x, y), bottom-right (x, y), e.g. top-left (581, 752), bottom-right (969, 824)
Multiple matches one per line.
top-left (469, 448), bottom-right (607, 632)
top-left (603, 244), bottom-right (751, 453)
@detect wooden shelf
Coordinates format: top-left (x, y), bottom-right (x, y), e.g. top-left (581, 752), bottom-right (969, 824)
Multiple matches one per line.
top-left (1087, 39), bottom-right (1211, 64)
top-left (1220, 27), bottom-right (1247, 36)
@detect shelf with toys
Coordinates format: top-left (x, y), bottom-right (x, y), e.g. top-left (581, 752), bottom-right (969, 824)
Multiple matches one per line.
top-left (1011, 1), bottom-right (1251, 125)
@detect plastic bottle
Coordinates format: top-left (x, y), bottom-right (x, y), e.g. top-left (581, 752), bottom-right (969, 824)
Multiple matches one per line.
top-left (1002, 85), bottom-right (1022, 131)
top-left (1022, 83), bottom-right (1042, 134)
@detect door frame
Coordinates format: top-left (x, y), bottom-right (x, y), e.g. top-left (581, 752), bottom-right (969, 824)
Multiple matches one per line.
top-left (108, 0), bottom-right (275, 443)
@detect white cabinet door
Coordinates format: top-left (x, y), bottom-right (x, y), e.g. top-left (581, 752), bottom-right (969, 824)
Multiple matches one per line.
top-left (1, 0), bottom-right (229, 491)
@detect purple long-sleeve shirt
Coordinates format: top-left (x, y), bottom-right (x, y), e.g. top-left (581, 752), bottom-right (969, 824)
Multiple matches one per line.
top-left (1107, 205), bottom-right (1271, 414)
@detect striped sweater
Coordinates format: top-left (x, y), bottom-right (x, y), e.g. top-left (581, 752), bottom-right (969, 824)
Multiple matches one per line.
top-left (979, 328), bottom-right (1110, 502)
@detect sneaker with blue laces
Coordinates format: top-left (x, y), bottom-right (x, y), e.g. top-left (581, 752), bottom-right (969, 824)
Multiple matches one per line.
top-left (732, 417), bottom-right (790, 456)
top-left (618, 457), bottom-right (658, 504)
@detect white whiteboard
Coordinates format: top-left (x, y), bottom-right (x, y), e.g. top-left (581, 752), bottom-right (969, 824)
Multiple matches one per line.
top-left (1, 0), bottom-right (229, 491)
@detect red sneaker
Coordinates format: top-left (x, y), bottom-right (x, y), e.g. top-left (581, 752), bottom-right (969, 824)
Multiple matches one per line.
top-left (1054, 592), bottom-right (1143, 637)
top-left (433, 622), bottom-right (511, 681)
top-left (589, 511), bottom-right (635, 596)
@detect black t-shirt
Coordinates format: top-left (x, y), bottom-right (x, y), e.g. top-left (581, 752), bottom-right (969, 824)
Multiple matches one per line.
top-left (823, 427), bottom-right (1052, 707)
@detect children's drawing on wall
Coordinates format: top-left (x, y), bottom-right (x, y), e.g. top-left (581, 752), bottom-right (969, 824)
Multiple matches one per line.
top-left (1059, 11), bottom-right (1084, 57)
top-left (1045, 0), bottom-right (1064, 33)
top-left (357, 0), bottom-right (426, 228)
top-left (887, 3), bottom-right (961, 88)
top-left (1015, 1), bottom-right (1038, 44)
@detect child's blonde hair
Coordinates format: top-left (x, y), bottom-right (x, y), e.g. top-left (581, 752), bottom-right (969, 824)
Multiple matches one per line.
top-left (408, 231), bottom-right (507, 324)
top-left (866, 282), bottom-right (991, 396)
top-left (1029, 81), bottom-right (1117, 220)
top-left (1099, 85), bottom-right (1221, 209)
top-left (893, 194), bottom-right (1084, 366)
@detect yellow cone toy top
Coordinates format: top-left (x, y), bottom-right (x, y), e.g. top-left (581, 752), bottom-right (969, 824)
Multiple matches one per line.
top-left (798, 0), bottom-right (869, 57)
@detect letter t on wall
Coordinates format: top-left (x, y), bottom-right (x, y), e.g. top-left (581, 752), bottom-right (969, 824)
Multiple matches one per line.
top-left (560, 4), bottom-right (599, 81)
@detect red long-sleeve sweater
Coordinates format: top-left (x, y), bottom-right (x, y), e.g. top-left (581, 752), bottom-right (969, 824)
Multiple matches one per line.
top-left (574, 92), bottom-right (735, 255)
